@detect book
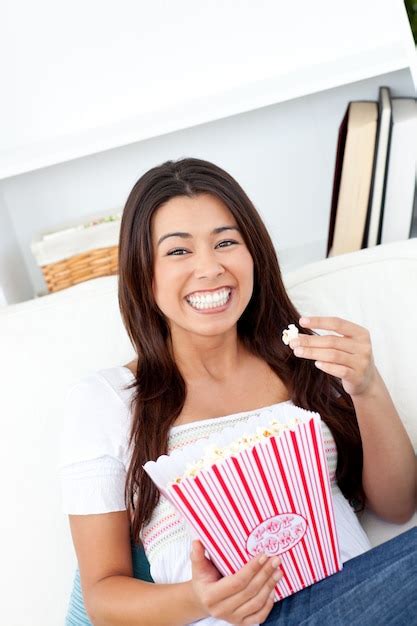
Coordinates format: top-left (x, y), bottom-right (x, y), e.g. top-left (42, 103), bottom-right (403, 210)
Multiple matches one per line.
top-left (326, 106), bottom-right (348, 257)
top-left (410, 179), bottom-right (417, 239)
top-left (379, 97), bottom-right (417, 244)
top-left (365, 86), bottom-right (392, 248)
top-left (327, 101), bottom-right (378, 257)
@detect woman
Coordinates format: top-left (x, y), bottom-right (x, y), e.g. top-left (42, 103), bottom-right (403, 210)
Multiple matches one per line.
top-left (60, 157), bottom-right (417, 626)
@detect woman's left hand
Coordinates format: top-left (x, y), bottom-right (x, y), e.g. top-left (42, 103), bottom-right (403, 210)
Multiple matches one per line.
top-left (288, 316), bottom-right (378, 398)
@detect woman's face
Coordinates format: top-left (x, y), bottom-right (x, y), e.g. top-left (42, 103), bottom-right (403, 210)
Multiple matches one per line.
top-left (151, 193), bottom-right (254, 337)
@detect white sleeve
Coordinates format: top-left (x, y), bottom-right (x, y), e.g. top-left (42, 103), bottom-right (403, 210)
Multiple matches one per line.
top-left (58, 374), bottom-right (131, 514)
top-left (60, 455), bottom-right (127, 514)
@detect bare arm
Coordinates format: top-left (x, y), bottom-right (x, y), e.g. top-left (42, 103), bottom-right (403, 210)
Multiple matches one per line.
top-left (351, 366), bottom-right (417, 524)
top-left (69, 511), bottom-right (281, 626)
top-left (291, 315), bottom-right (417, 523)
top-left (69, 511), bottom-right (205, 626)
top-left (88, 576), bottom-right (204, 626)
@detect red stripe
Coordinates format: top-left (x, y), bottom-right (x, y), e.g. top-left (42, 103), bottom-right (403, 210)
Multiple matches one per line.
top-left (309, 418), bottom-right (340, 568)
top-left (270, 435), bottom-right (315, 585)
top-left (298, 422), bottom-right (329, 574)
top-left (270, 436), bottom-right (296, 510)
top-left (290, 428), bottom-right (328, 579)
top-left (252, 447), bottom-right (278, 515)
top-left (212, 465), bottom-right (250, 536)
top-left (249, 448), bottom-right (296, 597)
top-left (231, 456), bottom-right (263, 522)
top-left (298, 535), bottom-right (316, 584)
top-left (266, 436), bottom-right (309, 590)
top-left (194, 476), bottom-right (247, 564)
top-left (172, 484), bottom-right (234, 572)
top-left (288, 547), bottom-right (305, 591)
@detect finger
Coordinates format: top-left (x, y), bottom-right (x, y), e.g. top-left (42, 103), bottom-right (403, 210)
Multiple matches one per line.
top-left (205, 552), bottom-right (272, 604)
top-left (190, 540), bottom-right (220, 581)
top-left (299, 316), bottom-right (369, 339)
top-left (312, 361), bottom-right (354, 378)
top-left (231, 568), bottom-right (280, 623)
top-left (227, 553), bottom-right (280, 595)
top-left (196, 551), bottom-right (272, 607)
top-left (213, 555), bottom-right (282, 616)
top-left (234, 588), bottom-right (276, 626)
top-left (291, 345), bottom-right (356, 370)
top-left (289, 334), bottom-right (363, 356)
top-left (190, 539), bottom-right (204, 565)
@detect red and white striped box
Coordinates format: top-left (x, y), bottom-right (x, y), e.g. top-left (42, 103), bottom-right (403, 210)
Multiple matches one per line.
top-left (144, 404), bottom-right (342, 601)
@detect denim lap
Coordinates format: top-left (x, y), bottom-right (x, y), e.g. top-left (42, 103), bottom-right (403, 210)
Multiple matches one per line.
top-left (261, 526), bottom-right (417, 626)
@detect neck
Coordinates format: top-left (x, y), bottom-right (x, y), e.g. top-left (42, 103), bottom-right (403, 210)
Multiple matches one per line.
top-left (169, 326), bottom-right (248, 383)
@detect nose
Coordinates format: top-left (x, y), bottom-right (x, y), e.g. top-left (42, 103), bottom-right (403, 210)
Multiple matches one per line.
top-left (194, 247), bottom-right (225, 280)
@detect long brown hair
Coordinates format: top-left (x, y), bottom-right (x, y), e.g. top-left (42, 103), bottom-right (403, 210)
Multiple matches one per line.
top-left (118, 157), bottom-right (365, 545)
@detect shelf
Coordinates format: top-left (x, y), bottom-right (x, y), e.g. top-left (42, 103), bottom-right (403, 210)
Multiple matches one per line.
top-left (1, 39), bottom-right (414, 181)
top-left (2, 0), bottom-right (416, 180)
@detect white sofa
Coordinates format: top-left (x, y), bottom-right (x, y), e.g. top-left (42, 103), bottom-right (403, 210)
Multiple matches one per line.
top-left (1, 238), bottom-right (416, 626)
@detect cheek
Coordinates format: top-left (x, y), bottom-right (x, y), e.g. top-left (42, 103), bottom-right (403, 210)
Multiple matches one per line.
top-left (152, 264), bottom-right (183, 308)
top-left (238, 251), bottom-right (254, 283)
top-left (240, 256), bottom-right (254, 300)
top-left (151, 266), bottom-right (165, 306)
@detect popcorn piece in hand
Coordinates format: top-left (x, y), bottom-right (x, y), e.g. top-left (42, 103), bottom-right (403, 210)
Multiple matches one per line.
top-left (282, 324), bottom-right (299, 346)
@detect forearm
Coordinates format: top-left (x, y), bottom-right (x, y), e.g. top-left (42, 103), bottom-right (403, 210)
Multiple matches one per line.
top-left (88, 577), bottom-right (207, 626)
top-left (351, 366), bottom-right (417, 523)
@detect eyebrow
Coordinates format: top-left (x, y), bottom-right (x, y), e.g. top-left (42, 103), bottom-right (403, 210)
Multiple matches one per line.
top-left (157, 225), bottom-right (241, 246)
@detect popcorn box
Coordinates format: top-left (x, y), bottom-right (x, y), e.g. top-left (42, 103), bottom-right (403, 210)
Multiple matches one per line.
top-left (144, 404), bottom-right (343, 601)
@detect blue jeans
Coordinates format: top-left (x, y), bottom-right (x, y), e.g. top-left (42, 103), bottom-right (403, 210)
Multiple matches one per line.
top-left (261, 526), bottom-right (417, 625)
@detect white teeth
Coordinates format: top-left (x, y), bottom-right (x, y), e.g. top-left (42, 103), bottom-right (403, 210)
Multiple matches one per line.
top-left (186, 288), bottom-right (232, 310)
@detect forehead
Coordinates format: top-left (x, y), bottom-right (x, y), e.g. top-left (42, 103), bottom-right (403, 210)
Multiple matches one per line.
top-left (151, 194), bottom-right (235, 236)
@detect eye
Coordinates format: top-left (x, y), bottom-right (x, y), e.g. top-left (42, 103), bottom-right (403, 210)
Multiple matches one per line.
top-left (166, 240), bottom-right (238, 256)
top-left (166, 248), bottom-right (188, 256)
top-left (217, 239), bottom-right (238, 248)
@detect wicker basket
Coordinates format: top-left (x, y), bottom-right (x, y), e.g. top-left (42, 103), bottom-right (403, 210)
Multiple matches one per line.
top-left (31, 213), bottom-right (121, 294)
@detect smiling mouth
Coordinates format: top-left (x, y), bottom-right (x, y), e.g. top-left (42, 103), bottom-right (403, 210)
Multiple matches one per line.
top-left (185, 287), bottom-right (233, 311)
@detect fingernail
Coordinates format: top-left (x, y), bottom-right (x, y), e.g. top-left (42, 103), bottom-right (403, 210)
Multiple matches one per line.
top-left (271, 557), bottom-right (281, 568)
top-left (258, 553), bottom-right (268, 564)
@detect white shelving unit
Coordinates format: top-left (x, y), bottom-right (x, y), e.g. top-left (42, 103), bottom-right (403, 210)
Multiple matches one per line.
top-left (1, 0), bottom-right (416, 305)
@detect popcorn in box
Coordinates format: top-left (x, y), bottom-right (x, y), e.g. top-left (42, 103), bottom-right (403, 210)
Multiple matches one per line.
top-left (143, 403), bottom-right (342, 602)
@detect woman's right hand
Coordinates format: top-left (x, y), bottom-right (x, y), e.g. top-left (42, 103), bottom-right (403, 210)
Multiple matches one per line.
top-left (190, 539), bottom-right (283, 626)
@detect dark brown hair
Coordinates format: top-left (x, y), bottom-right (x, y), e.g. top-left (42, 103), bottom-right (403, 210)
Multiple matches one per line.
top-left (118, 157), bottom-right (365, 545)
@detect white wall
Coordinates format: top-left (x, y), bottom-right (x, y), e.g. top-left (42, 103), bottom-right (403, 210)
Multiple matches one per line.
top-left (0, 68), bottom-right (414, 304)
top-left (0, 190), bottom-right (32, 305)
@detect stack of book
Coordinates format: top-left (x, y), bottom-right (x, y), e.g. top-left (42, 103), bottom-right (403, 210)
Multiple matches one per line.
top-left (327, 86), bottom-right (417, 258)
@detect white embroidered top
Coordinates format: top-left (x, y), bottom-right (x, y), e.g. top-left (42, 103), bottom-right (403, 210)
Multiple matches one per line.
top-left (59, 366), bottom-right (372, 626)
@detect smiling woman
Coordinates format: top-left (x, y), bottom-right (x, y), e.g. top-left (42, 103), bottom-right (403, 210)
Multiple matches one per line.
top-left (151, 194), bottom-right (254, 331)
top-left (61, 157), bottom-right (417, 626)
